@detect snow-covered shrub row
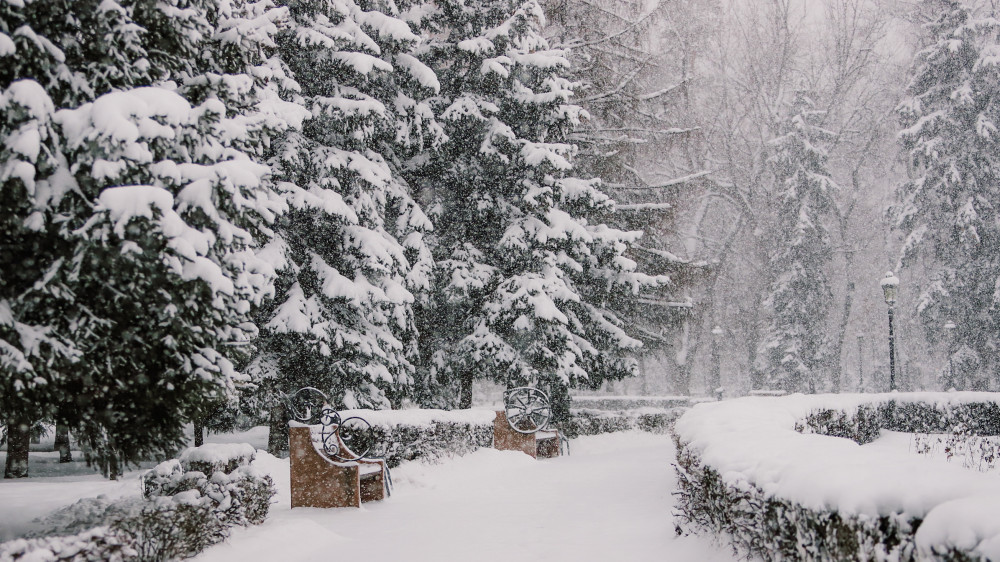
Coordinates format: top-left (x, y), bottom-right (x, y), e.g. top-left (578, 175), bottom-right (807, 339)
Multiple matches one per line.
top-left (0, 443), bottom-right (273, 562)
top-left (566, 408), bottom-right (678, 437)
top-left (570, 396), bottom-right (695, 411)
top-left (673, 393), bottom-right (1000, 561)
top-left (340, 408), bottom-right (497, 467)
top-left (799, 400), bottom-right (1000, 444)
top-left (0, 527), bottom-right (136, 562)
top-left (335, 407), bottom-right (678, 466)
top-left (674, 441), bottom-right (925, 561)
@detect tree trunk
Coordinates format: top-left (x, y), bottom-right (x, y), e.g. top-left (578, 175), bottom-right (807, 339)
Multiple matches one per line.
top-left (710, 335), bottom-right (722, 398)
top-left (458, 369), bottom-right (473, 409)
top-left (4, 417), bottom-right (30, 478)
top-left (827, 280), bottom-right (855, 393)
top-left (108, 454), bottom-right (121, 481)
top-left (54, 423), bottom-right (72, 463)
top-left (193, 419), bottom-right (204, 447)
top-left (267, 401), bottom-right (289, 456)
top-left (746, 291), bottom-right (766, 391)
top-left (548, 380), bottom-right (571, 425)
top-left (672, 318), bottom-right (693, 395)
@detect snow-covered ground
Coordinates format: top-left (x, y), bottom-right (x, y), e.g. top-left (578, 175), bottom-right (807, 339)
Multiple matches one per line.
top-left (1, 431), bottom-right (739, 561)
top-left (192, 431), bottom-right (738, 562)
top-left (0, 453), bottom-right (147, 541)
top-left (0, 426), bottom-right (268, 540)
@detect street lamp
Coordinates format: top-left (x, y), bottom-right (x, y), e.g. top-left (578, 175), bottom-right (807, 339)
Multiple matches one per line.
top-left (881, 271), bottom-right (899, 391)
top-left (943, 320), bottom-right (956, 390)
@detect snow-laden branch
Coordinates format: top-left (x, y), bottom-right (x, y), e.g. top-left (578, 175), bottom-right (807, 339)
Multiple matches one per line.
top-left (606, 170), bottom-right (711, 191)
top-left (637, 80), bottom-right (689, 101)
top-left (614, 202), bottom-right (673, 211)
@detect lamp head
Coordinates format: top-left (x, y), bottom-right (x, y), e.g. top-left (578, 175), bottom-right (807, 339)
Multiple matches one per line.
top-left (880, 271), bottom-right (899, 306)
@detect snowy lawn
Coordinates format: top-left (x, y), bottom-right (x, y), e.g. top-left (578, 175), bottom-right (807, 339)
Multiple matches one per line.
top-left (0, 426), bottom-right (268, 541)
top-left (0, 453), bottom-right (147, 541)
top-left (194, 431), bottom-right (740, 562)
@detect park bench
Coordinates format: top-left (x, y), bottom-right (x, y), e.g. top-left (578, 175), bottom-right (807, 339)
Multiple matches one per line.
top-left (494, 387), bottom-right (563, 458)
top-left (287, 388), bottom-right (390, 509)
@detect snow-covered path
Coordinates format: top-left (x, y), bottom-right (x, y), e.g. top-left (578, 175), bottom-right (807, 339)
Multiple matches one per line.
top-left (196, 431), bottom-right (739, 562)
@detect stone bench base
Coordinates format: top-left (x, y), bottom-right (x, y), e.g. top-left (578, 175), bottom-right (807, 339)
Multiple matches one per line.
top-left (289, 425), bottom-right (386, 508)
top-left (493, 411), bottom-right (561, 458)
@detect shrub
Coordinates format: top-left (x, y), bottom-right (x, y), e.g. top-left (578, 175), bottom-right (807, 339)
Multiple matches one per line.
top-left (2, 443), bottom-right (274, 562)
top-left (674, 395), bottom-right (1000, 561)
top-left (673, 434), bottom-right (922, 561)
top-left (0, 527), bottom-right (136, 562)
top-left (565, 408), bottom-right (677, 438)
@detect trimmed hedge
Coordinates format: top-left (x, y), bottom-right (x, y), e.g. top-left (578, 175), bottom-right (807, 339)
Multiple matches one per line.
top-left (0, 527), bottom-right (136, 562)
top-left (367, 421), bottom-right (494, 468)
top-left (674, 396), bottom-right (1000, 561)
top-left (566, 408), bottom-right (678, 437)
top-left (359, 408), bottom-right (678, 466)
top-left (1, 443), bottom-right (274, 562)
top-left (674, 434), bottom-right (924, 561)
top-left (799, 400), bottom-right (1000, 444)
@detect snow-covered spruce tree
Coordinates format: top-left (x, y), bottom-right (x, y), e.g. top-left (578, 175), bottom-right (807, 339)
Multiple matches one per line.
top-left (0, 0), bottom-right (156, 478)
top-left (896, 3), bottom-right (1000, 390)
top-left (247, 0), bottom-right (441, 445)
top-left (177, 1), bottom-right (308, 442)
top-left (0, 0), bottom-right (292, 477)
top-left (758, 93), bottom-right (838, 394)
top-left (403, 0), bottom-right (663, 409)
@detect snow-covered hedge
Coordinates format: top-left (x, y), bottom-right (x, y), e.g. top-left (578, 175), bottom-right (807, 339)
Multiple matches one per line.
top-left (567, 408), bottom-right (678, 437)
top-left (340, 408), bottom-right (497, 467)
top-left (0, 443), bottom-right (273, 562)
top-left (800, 400), bottom-right (1000, 443)
top-left (570, 395), bottom-right (696, 410)
top-left (673, 393), bottom-right (1000, 561)
top-left (336, 406), bottom-right (679, 465)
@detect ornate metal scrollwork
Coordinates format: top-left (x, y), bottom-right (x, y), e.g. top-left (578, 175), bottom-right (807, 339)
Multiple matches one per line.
top-left (503, 386), bottom-right (552, 434)
top-left (285, 387), bottom-right (378, 461)
top-left (287, 386), bottom-right (330, 425)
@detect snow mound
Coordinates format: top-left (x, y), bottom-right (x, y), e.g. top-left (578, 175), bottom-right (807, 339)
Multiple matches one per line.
top-left (180, 443), bottom-right (257, 467)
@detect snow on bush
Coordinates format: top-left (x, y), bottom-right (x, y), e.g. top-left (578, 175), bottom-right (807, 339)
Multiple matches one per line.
top-left (911, 427), bottom-right (1000, 473)
top-left (0, 443), bottom-right (273, 562)
top-left (327, 406), bottom-right (678, 466)
top-left (568, 408), bottom-right (678, 437)
top-left (337, 408), bottom-right (496, 467)
top-left (0, 527), bottom-right (136, 562)
top-left (178, 443), bottom-right (257, 477)
top-left (673, 392), bottom-right (1000, 561)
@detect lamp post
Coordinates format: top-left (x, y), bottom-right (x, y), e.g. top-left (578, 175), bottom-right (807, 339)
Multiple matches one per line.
top-left (881, 272), bottom-right (899, 391)
top-left (856, 332), bottom-right (864, 392)
top-left (943, 320), bottom-right (956, 390)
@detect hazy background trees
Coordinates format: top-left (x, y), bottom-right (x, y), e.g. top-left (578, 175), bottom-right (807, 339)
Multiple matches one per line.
top-left (538, 0), bottom-right (982, 397)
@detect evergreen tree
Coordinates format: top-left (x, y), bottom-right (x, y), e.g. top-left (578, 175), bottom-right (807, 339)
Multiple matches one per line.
top-left (896, 3), bottom-right (1000, 390)
top-left (404, 0), bottom-right (662, 409)
top-left (248, 0), bottom-right (441, 448)
top-left (758, 93), bottom-right (839, 394)
top-left (0, 0), bottom-right (293, 477)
